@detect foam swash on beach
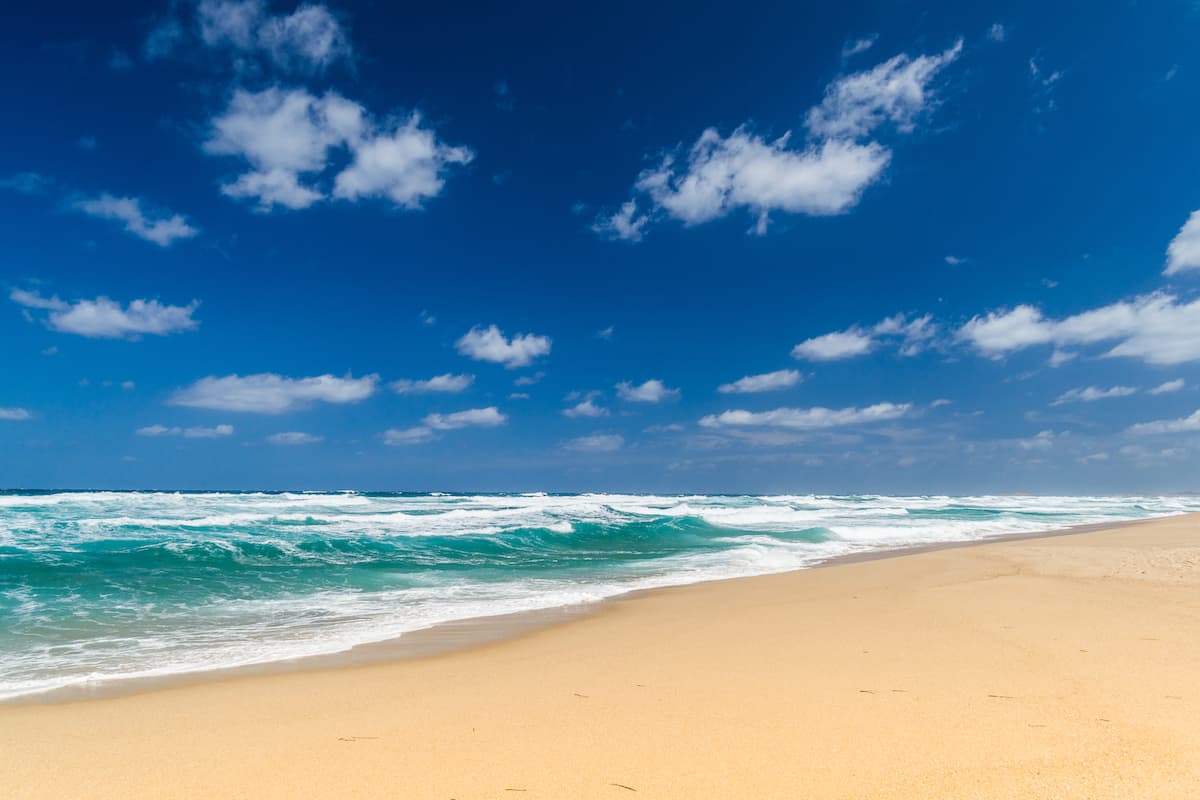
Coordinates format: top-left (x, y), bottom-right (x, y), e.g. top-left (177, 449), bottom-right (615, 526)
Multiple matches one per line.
top-left (0, 491), bottom-right (1195, 701)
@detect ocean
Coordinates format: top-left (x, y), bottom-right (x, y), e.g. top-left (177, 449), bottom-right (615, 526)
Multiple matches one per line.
top-left (1, 490), bottom-right (1194, 701)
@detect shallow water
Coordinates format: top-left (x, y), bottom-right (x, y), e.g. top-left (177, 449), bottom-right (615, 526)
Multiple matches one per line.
top-left (1, 490), bottom-right (1194, 700)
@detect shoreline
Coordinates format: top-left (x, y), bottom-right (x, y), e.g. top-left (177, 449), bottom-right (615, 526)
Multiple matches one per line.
top-left (1, 511), bottom-right (1197, 797)
top-left (3, 512), bottom-right (1179, 707)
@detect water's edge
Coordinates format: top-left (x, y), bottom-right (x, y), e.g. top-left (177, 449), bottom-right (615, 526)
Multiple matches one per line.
top-left (4, 513), bottom-right (1174, 708)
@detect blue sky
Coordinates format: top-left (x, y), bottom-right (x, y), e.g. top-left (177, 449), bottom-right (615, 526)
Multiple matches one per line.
top-left (4, 0), bottom-right (1200, 493)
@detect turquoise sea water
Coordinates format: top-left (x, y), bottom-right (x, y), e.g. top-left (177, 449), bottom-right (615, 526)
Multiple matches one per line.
top-left (1, 491), bottom-right (1195, 701)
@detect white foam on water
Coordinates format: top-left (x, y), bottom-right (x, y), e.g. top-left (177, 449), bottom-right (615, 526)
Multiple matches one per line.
top-left (1, 492), bottom-right (1196, 700)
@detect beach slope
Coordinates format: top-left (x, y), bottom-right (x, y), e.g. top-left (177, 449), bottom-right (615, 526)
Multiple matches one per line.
top-left (2, 515), bottom-right (1198, 798)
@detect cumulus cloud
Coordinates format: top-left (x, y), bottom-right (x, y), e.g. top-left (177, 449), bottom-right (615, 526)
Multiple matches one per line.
top-left (136, 423), bottom-right (234, 438)
top-left (390, 373), bottom-right (474, 394)
top-left (1150, 379), bottom-right (1185, 395)
top-left (597, 134), bottom-right (890, 239)
top-left (616, 379), bottom-right (680, 403)
top-left (0, 407), bottom-right (32, 421)
top-left (1051, 385), bottom-right (1137, 405)
top-left (74, 194), bottom-right (198, 246)
top-left (11, 289), bottom-right (199, 339)
top-left (168, 372), bottom-right (378, 413)
top-left (700, 402), bottom-right (912, 430)
top-left (1127, 410), bottom-right (1200, 436)
top-left (1165, 211), bottom-right (1200, 275)
top-left (958, 292), bottom-right (1200, 365)
top-left (266, 431), bottom-right (323, 445)
top-left (564, 434), bottom-right (624, 453)
top-left (718, 369), bottom-right (801, 394)
top-left (594, 41), bottom-right (961, 240)
top-left (456, 325), bottom-right (551, 368)
top-left (792, 313), bottom-right (936, 361)
top-left (563, 397), bottom-right (608, 418)
top-left (205, 87), bottom-right (472, 212)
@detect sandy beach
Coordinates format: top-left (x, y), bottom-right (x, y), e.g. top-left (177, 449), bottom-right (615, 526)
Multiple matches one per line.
top-left (2, 514), bottom-right (1198, 799)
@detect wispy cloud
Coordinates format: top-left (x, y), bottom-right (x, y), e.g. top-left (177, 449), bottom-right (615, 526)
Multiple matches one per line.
top-left (266, 431), bottom-right (323, 445)
top-left (390, 373), bottom-right (474, 394)
top-left (1051, 385), bottom-right (1137, 405)
top-left (564, 434), bottom-right (623, 453)
top-left (0, 407), bottom-right (32, 421)
top-left (699, 402), bottom-right (912, 431)
top-left (74, 194), bottom-right (198, 246)
top-left (717, 369), bottom-right (801, 394)
top-left (169, 373), bottom-right (378, 413)
top-left (11, 289), bottom-right (200, 340)
top-left (136, 423), bottom-right (234, 438)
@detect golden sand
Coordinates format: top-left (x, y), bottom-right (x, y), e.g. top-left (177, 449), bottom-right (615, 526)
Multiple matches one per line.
top-left (2, 515), bottom-right (1198, 798)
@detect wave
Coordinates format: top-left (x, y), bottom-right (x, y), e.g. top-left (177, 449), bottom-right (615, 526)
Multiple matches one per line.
top-left (0, 492), bottom-right (1195, 700)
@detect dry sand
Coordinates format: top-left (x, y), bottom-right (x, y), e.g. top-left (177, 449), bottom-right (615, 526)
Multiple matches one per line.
top-left (2, 514), bottom-right (1198, 799)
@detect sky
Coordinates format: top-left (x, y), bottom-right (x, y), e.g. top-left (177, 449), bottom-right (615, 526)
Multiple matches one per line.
top-left (3, 0), bottom-right (1200, 493)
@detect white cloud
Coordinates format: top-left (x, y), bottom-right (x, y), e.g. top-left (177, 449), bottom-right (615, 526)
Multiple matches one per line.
top-left (699, 402), bottom-right (912, 430)
top-left (987, 23), bottom-right (1007, 42)
top-left (74, 194), bottom-right (198, 246)
top-left (564, 434), bottom-right (624, 453)
top-left (136, 423), bottom-right (234, 438)
top-left (596, 40), bottom-right (962, 240)
top-left (944, 254), bottom-right (967, 265)
top-left (195, 0), bottom-right (352, 74)
top-left (0, 407), bottom-right (32, 421)
top-left (592, 200), bottom-right (649, 241)
top-left (514, 371), bottom-right (544, 386)
top-left (806, 39), bottom-right (962, 138)
top-left (384, 406), bottom-right (506, 444)
top-left (332, 113), bottom-right (475, 208)
top-left (266, 431), bottom-right (323, 445)
top-left (616, 133), bottom-right (891, 236)
top-left (422, 406), bottom-right (506, 430)
top-left (841, 34), bottom-right (878, 59)
top-left (1165, 211), bottom-right (1200, 275)
top-left (1051, 385), bottom-right (1137, 405)
top-left (563, 397), bottom-right (608, 418)
top-left (791, 313), bottom-right (935, 361)
top-left (791, 328), bottom-right (873, 361)
top-left (169, 373), bottom-right (378, 413)
top-left (1127, 410), bottom-right (1200, 436)
top-left (872, 313), bottom-right (937, 356)
top-left (1048, 350), bottom-right (1076, 368)
top-left (205, 87), bottom-right (471, 212)
top-left (11, 289), bottom-right (199, 340)
top-left (1017, 429), bottom-right (1058, 450)
top-left (390, 373), bottom-right (474, 394)
top-left (958, 292), bottom-right (1200, 365)
top-left (383, 426), bottom-right (435, 445)
top-left (1150, 379), bottom-right (1185, 395)
top-left (718, 369), bottom-right (801, 394)
top-left (456, 325), bottom-right (551, 368)
top-left (616, 379), bottom-right (680, 403)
